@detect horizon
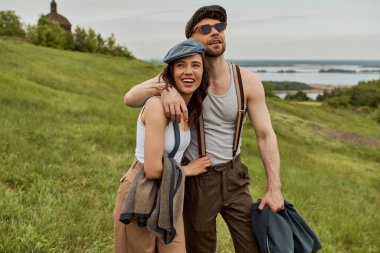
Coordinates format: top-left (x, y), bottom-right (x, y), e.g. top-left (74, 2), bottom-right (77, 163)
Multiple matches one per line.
top-left (147, 58), bottom-right (380, 64)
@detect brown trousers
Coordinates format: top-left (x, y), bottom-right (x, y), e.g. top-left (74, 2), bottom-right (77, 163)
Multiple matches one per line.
top-left (183, 155), bottom-right (259, 253)
top-left (113, 160), bottom-right (186, 253)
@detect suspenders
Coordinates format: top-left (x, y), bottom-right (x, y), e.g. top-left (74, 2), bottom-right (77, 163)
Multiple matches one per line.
top-left (196, 64), bottom-right (246, 158)
top-left (232, 64), bottom-right (245, 157)
top-left (168, 122), bottom-right (180, 158)
top-left (197, 113), bottom-right (206, 157)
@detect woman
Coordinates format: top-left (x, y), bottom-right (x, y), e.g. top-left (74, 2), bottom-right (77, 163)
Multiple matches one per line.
top-left (113, 39), bottom-right (211, 253)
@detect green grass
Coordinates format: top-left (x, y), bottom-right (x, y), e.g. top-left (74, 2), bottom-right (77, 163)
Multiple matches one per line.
top-left (1, 38), bottom-right (379, 252)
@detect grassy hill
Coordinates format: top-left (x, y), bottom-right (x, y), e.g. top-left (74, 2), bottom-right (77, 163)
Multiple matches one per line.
top-left (1, 38), bottom-right (379, 252)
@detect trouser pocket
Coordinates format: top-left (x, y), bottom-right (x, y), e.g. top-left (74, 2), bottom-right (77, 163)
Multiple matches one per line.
top-left (226, 161), bottom-right (250, 192)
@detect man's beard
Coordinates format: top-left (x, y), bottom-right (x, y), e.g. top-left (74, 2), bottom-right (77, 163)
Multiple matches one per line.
top-left (205, 44), bottom-right (226, 57)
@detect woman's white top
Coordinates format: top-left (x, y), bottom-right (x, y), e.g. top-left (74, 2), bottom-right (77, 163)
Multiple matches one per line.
top-left (135, 99), bottom-right (191, 163)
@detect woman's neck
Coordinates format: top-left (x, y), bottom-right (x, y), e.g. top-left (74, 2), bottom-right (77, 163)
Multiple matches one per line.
top-left (182, 94), bottom-right (192, 104)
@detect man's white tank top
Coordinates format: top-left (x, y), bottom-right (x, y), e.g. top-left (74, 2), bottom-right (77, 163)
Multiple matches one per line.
top-left (185, 63), bottom-right (245, 165)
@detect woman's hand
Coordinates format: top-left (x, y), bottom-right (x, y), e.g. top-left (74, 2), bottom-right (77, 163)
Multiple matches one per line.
top-left (182, 156), bottom-right (211, 176)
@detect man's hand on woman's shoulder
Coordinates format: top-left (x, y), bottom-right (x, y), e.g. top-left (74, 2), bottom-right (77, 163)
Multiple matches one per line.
top-left (161, 86), bottom-right (188, 123)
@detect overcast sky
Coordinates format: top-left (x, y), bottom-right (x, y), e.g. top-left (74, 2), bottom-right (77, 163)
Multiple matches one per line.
top-left (1, 0), bottom-right (380, 60)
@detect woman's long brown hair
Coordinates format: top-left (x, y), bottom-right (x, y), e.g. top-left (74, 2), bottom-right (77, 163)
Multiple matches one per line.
top-left (160, 54), bottom-right (210, 128)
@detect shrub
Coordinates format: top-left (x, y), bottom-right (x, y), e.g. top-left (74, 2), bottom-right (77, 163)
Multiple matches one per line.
top-left (262, 81), bottom-right (312, 91)
top-left (26, 15), bottom-right (72, 50)
top-left (284, 91), bottom-right (310, 101)
top-left (349, 82), bottom-right (380, 108)
top-left (323, 80), bottom-right (380, 109)
top-left (5, 12), bottom-right (135, 59)
top-left (72, 29), bottom-right (134, 59)
top-left (374, 109), bottom-right (380, 124)
top-left (263, 84), bottom-right (276, 98)
top-left (0, 10), bottom-right (25, 37)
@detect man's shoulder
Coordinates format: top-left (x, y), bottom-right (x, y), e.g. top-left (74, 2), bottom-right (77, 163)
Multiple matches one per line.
top-left (230, 65), bottom-right (266, 102)
top-left (232, 65), bottom-right (263, 90)
top-left (235, 65), bottom-right (259, 79)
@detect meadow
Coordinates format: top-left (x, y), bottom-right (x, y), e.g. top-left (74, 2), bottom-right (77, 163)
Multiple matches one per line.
top-left (0, 38), bottom-right (379, 252)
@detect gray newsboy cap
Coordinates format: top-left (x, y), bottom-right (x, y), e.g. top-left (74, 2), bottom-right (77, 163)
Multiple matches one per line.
top-left (163, 39), bottom-right (205, 64)
top-left (185, 5), bottom-right (227, 39)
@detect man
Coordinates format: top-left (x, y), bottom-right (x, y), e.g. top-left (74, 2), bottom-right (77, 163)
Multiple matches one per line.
top-left (124, 5), bottom-right (284, 253)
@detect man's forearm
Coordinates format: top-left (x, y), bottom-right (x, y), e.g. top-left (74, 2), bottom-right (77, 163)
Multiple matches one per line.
top-left (257, 133), bottom-right (281, 190)
top-left (124, 76), bottom-right (165, 107)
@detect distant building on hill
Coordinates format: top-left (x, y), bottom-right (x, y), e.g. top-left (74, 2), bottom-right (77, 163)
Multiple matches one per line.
top-left (44, 0), bottom-right (71, 33)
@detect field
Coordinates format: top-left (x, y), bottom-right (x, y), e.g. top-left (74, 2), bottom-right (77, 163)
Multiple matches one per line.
top-left (1, 38), bottom-right (379, 252)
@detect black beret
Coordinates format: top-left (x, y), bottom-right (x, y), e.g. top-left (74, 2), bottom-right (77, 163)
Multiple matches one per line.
top-left (185, 5), bottom-right (227, 39)
top-left (163, 39), bottom-right (205, 64)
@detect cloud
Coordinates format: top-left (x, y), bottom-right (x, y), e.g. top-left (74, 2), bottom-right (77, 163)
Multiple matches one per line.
top-left (1, 0), bottom-right (379, 59)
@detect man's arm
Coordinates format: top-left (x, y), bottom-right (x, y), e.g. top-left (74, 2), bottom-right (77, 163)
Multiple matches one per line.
top-left (124, 75), bottom-right (163, 107)
top-left (241, 68), bottom-right (284, 212)
top-left (124, 75), bottom-right (188, 122)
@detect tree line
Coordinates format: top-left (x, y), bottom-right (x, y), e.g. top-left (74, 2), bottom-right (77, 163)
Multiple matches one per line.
top-left (317, 79), bottom-right (380, 108)
top-left (0, 10), bottom-right (134, 59)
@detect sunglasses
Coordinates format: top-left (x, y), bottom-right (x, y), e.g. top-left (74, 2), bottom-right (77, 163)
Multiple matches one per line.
top-left (192, 22), bottom-right (227, 35)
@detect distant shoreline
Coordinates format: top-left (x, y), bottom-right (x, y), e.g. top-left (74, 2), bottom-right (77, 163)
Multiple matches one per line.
top-left (308, 83), bottom-right (352, 90)
top-left (230, 59), bottom-right (380, 68)
top-left (273, 83), bottom-right (353, 94)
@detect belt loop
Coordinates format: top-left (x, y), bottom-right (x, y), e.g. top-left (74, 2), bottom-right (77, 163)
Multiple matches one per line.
top-left (232, 154), bottom-right (239, 169)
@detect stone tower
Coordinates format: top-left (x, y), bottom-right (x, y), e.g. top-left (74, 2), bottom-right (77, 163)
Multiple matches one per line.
top-left (44, 0), bottom-right (72, 33)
